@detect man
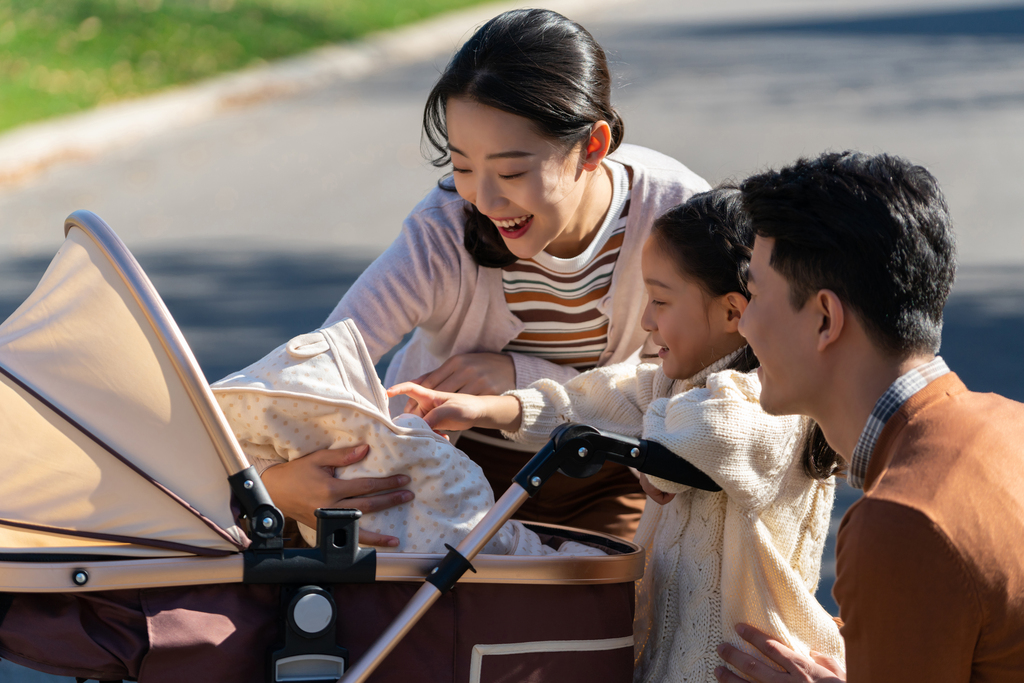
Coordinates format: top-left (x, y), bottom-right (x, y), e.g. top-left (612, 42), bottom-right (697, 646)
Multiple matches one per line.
top-left (715, 151), bottom-right (1024, 682)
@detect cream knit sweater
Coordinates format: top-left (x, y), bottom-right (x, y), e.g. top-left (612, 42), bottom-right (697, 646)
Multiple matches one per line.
top-left (504, 355), bottom-right (845, 682)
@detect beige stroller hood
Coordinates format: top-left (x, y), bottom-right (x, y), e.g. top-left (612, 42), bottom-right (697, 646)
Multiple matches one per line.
top-left (0, 211), bottom-right (250, 562)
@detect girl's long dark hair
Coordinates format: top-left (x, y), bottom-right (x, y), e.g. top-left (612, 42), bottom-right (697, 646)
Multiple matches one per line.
top-left (423, 9), bottom-right (625, 268)
top-left (653, 188), bottom-right (842, 480)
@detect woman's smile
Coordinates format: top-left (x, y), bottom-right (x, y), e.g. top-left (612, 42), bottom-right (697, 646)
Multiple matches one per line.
top-left (490, 214), bottom-right (534, 238)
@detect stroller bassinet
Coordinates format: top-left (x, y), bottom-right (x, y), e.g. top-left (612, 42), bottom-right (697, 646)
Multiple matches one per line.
top-left (0, 212), bottom-right (647, 683)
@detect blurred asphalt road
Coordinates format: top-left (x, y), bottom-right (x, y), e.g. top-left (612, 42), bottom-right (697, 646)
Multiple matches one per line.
top-left (2, 0), bottom-right (1023, 679)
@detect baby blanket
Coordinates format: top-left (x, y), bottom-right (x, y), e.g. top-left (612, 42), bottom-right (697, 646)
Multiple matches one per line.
top-left (211, 319), bottom-right (604, 557)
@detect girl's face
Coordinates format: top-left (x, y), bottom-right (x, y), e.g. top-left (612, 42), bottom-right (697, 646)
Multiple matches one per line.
top-left (640, 235), bottom-right (748, 381)
top-left (446, 97), bottom-right (608, 260)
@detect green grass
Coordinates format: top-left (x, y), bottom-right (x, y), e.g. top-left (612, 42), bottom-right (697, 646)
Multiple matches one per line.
top-left (0, 0), bottom-right (489, 134)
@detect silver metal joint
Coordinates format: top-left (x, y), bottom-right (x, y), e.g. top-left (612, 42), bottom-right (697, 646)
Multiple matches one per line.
top-left (243, 479), bottom-right (254, 489)
top-left (72, 570), bottom-right (89, 586)
top-left (262, 516), bottom-right (275, 529)
top-left (630, 447), bottom-right (640, 459)
top-left (430, 567), bottom-right (438, 574)
top-left (578, 447), bottom-right (588, 458)
top-left (530, 476), bottom-right (542, 487)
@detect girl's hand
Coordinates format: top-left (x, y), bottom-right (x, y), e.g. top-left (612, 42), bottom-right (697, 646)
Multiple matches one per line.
top-left (640, 473), bottom-right (676, 505)
top-left (410, 352), bottom-right (516, 396)
top-left (388, 382), bottom-right (522, 433)
top-left (260, 445), bottom-right (414, 548)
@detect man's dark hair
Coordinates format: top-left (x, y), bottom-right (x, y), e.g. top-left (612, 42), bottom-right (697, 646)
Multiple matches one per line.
top-left (740, 151), bottom-right (957, 357)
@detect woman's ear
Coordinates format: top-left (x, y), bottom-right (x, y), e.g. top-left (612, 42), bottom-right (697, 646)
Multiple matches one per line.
top-left (721, 292), bottom-right (749, 333)
top-left (581, 120), bottom-right (612, 171)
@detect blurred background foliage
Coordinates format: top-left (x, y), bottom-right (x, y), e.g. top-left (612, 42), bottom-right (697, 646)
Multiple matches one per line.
top-left (0, 0), bottom-right (487, 134)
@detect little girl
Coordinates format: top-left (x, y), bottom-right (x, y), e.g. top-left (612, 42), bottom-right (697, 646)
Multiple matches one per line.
top-left (390, 188), bottom-right (846, 682)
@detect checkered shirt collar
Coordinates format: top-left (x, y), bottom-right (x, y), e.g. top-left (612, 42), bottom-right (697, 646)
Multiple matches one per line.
top-left (847, 356), bottom-right (950, 490)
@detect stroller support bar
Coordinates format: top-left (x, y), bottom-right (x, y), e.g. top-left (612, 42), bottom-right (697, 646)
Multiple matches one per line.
top-left (64, 211), bottom-right (253, 479)
top-left (338, 483), bottom-right (530, 683)
top-left (334, 424), bottom-right (718, 683)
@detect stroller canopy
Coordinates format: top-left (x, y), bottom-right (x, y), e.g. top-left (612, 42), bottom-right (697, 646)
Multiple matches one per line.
top-left (0, 211), bottom-right (249, 559)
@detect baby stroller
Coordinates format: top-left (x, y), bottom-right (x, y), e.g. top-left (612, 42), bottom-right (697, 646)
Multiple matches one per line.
top-left (0, 212), bottom-right (718, 683)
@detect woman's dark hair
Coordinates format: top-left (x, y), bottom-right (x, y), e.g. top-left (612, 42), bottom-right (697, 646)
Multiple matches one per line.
top-left (423, 9), bottom-right (625, 268)
top-left (652, 187), bottom-right (841, 480)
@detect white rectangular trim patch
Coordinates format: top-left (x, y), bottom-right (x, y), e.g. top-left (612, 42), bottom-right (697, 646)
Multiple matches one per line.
top-left (468, 635), bottom-right (634, 683)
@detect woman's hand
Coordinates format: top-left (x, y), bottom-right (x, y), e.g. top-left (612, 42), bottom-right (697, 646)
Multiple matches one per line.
top-left (640, 473), bottom-right (676, 505)
top-left (715, 624), bottom-right (846, 683)
top-left (261, 445), bottom-right (414, 548)
top-left (410, 352), bottom-right (516, 396)
top-left (388, 382), bottom-right (523, 433)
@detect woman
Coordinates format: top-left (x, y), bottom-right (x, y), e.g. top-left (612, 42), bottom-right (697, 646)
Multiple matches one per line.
top-left (261, 8), bottom-right (710, 541)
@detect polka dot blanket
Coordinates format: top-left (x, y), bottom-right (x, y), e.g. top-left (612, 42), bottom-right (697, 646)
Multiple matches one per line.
top-left (211, 318), bottom-right (605, 557)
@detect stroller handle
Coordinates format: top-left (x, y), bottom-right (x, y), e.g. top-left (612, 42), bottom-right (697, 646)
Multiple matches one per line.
top-left (336, 424), bottom-right (715, 683)
top-left (338, 484), bottom-right (531, 683)
top-left (539, 423), bottom-right (722, 492)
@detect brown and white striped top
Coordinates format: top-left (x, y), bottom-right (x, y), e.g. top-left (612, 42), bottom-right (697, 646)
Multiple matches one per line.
top-left (502, 160), bottom-right (631, 370)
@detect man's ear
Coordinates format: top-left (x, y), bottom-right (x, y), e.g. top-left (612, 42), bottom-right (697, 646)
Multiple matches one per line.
top-left (721, 292), bottom-right (748, 333)
top-left (580, 120), bottom-right (612, 171)
top-left (815, 289), bottom-right (845, 352)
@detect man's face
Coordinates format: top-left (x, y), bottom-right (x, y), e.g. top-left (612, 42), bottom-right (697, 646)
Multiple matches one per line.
top-left (738, 236), bottom-right (822, 417)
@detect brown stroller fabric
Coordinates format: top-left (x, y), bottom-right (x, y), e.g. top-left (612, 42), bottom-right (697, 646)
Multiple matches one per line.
top-left (2, 563), bottom-right (635, 683)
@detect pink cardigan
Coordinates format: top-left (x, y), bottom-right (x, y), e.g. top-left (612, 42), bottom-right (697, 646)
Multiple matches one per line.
top-left (323, 144), bottom-right (710, 392)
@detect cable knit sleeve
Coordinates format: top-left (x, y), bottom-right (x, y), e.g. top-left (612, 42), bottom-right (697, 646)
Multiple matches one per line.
top-left (322, 191), bottom-right (464, 364)
top-left (642, 370), bottom-right (805, 512)
top-left (509, 352), bottom-right (582, 390)
top-left (501, 362), bottom-right (665, 447)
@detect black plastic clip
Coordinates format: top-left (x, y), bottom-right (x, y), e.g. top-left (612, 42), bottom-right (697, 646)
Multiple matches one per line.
top-left (242, 509), bottom-right (375, 585)
top-left (229, 466), bottom-right (284, 549)
top-left (270, 585), bottom-right (349, 683)
top-left (425, 543), bottom-right (477, 595)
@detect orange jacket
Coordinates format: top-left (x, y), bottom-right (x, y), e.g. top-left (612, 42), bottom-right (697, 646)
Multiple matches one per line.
top-left (834, 373), bottom-right (1024, 682)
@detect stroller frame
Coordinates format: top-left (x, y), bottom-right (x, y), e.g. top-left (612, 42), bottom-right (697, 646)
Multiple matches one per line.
top-left (0, 211), bottom-right (718, 683)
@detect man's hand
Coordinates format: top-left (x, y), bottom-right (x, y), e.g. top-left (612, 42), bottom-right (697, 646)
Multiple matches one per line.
top-left (261, 445), bottom-right (414, 547)
top-left (388, 382), bottom-right (523, 433)
top-left (715, 624), bottom-right (845, 683)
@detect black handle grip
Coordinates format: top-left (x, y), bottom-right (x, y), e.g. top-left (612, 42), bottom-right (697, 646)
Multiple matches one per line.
top-left (543, 423), bottom-right (723, 492)
top-left (639, 440), bottom-right (721, 492)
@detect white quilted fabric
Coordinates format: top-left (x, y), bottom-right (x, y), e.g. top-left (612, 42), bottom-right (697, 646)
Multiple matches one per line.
top-left (211, 318), bottom-right (604, 557)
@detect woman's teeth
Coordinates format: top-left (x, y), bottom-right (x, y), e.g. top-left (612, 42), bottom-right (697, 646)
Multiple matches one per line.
top-left (493, 215), bottom-right (531, 230)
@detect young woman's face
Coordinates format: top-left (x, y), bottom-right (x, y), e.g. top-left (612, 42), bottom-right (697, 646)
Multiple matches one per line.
top-left (446, 97), bottom-right (599, 260)
top-left (640, 236), bottom-right (744, 381)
